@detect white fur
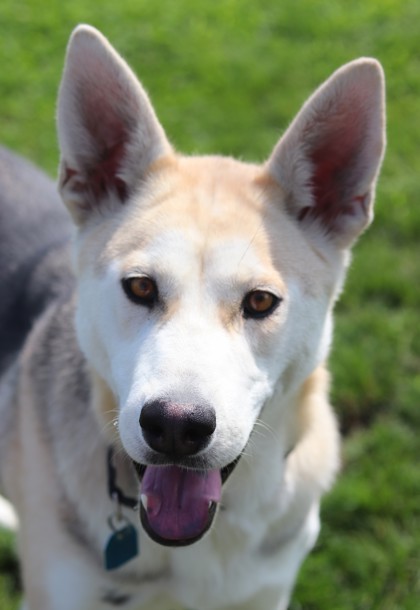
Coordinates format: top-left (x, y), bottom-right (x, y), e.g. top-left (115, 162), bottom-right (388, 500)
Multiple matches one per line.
top-left (0, 495), bottom-right (18, 530)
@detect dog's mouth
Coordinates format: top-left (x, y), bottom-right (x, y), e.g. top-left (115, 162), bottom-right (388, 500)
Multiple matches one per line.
top-left (133, 459), bottom-right (239, 547)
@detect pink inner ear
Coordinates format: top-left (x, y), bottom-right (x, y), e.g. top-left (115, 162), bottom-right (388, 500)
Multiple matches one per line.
top-left (84, 103), bottom-right (130, 202)
top-left (86, 140), bottom-right (128, 202)
top-left (311, 142), bottom-right (351, 221)
top-left (72, 79), bottom-right (132, 203)
top-left (306, 109), bottom-right (368, 229)
top-left (62, 142), bottom-right (128, 205)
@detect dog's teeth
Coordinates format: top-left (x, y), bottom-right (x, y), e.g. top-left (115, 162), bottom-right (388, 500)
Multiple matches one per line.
top-left (140, 494), bottom-right (148, 510)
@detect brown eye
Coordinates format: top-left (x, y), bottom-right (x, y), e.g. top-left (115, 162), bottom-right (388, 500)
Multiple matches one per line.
top-left (243, 290), bottom-right (280, 319)
top-left (122, 276), bottom-right (158, 307)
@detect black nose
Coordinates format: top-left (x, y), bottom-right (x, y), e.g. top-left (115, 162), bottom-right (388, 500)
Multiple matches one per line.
top-left (140, 400), bottom-right (216, 458)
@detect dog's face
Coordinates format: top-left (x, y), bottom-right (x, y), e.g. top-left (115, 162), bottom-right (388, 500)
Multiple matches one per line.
top-left (58, 26), bottom-right (385, 545)
top-left (75, 157), bottom-right (338, 463)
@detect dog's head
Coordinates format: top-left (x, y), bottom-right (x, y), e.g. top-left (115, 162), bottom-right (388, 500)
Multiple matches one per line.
top-left (57, 26), bottom-right (385, 546)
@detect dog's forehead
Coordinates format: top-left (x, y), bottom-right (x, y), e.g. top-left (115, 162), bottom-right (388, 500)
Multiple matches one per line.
top-left (94, 155), bottom-right (323, 294)
top-left (106, 157), bottom-right (285, 266)
top-left (131, 157), bottom-right (268, 238)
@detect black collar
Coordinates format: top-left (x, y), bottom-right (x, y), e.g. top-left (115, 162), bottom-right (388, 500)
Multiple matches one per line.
top-left (107, 447), bottom-right (138, 510)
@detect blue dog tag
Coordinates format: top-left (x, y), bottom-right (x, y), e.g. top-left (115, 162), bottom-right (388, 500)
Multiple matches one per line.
top-left (104, 519), bottom-right (139, 571)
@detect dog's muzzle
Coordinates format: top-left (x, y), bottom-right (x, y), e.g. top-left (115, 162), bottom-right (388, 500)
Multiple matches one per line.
top-left (133, 400), bottom-right (240, 546)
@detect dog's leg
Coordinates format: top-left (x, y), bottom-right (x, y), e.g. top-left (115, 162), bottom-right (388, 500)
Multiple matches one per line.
top-left (22, 548), bottom-right (101, 610)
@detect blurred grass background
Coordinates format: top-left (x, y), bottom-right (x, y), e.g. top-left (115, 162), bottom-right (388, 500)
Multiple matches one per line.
top-left (0, 0), bottom-right (419, 608)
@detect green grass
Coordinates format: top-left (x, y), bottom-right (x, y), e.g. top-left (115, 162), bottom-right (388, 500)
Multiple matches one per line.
top-left (0, 1), bottom-right (419, 608)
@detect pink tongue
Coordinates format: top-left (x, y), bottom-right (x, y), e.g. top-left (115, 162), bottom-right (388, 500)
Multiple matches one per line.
top-left (141, 466), bottom-right (222, 541)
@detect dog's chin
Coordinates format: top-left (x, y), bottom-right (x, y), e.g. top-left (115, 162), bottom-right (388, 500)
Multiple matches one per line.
top-left (132, 458), bottom-right (240, 547)
top-left (139, 501), bottom-right (218, 547)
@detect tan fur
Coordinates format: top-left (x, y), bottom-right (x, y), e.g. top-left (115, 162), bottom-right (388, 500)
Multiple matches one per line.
top-left (291, 367), bottom-right (340, 490)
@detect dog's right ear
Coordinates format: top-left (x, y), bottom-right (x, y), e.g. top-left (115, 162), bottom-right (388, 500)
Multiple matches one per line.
top-left (57, 25), bottom-right (172, 225)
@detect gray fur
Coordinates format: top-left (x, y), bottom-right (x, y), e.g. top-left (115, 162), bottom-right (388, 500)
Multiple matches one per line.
top-left (0, 146), bottom-right (73, 374)
top-left (0, 148), bottom-right (75, 481)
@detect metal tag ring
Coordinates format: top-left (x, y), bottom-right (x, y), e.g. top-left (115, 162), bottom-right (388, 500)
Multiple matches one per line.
top-left (107, 514), bottom-right (130, 532)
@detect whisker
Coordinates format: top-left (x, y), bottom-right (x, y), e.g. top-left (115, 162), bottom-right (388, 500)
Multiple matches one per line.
top-left (253, 418), bottom-right (281, 444)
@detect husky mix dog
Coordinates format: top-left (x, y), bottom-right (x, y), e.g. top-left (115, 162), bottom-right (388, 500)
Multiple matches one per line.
top-left (0, 25), bottom-right (385, 610)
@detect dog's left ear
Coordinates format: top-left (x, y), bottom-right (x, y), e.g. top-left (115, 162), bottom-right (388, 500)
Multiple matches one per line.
top-left (57, 25), bottom-right (172, 225)
top-left (266, 59), bottom-right (386, 248)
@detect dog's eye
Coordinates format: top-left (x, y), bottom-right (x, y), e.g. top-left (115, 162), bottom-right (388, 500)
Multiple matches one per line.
top-left (122, 276), bottom-right (158, 307)
top-left (242, 290), bottom-right (280, 319)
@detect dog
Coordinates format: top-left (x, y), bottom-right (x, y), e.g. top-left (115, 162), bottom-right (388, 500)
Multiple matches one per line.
top-left (0, 25), bottom-right (385, 610)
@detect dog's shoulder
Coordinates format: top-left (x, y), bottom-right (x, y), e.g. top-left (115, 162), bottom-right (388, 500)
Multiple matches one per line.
top-left (289, 367), bottom-right (340, 495)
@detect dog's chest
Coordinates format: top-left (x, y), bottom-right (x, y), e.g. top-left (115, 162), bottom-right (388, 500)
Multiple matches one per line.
top-left (98, 508), bottom-right (288, 610)
top-left (99, 590), bottom-right (193, 610)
